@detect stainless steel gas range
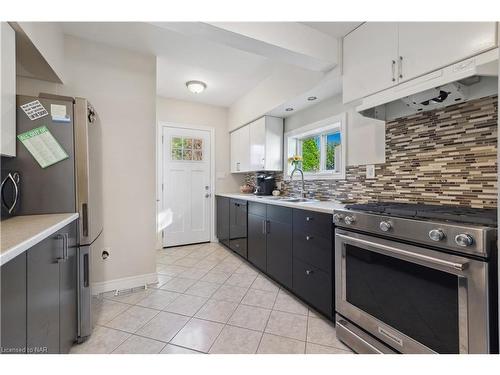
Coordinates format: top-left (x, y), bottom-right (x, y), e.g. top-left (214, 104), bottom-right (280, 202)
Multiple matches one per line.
top-left (333, 203), bottom-right (498, 354)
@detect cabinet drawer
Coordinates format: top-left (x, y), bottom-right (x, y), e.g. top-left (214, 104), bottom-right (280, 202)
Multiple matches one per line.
top-left (230, 238), bottom-right (247, 259)
top-left (267, 205), bottom-right (292, 225)
top-left (293, 232), bottom-right (332, 274)
top-left (248, 201), bottom-right (266, 217)
top-left (293, 209), bottom-right (332, 239)
top-left (292, 258), bottom-right (332, 318)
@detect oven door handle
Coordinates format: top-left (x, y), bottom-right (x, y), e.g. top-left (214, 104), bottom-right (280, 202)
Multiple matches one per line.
top-left (337, 233), bottom-right (469, 272)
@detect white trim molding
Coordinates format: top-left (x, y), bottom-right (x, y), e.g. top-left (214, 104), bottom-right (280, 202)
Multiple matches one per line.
top-left (91, 272), bottom-right (158, 295)
top-left (284, 112), bottom-right (347, 180)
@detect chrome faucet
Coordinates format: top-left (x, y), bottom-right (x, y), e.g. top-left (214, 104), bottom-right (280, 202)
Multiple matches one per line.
top-left (290, 166), bottom-right (306, 198)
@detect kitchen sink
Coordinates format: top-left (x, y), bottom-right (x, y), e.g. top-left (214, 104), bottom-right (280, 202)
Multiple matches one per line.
top-left (278, 197), bottom-right (319, 203)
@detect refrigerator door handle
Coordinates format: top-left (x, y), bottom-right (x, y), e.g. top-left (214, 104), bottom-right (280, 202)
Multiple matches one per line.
top-left (83, 253), bottom-right (89, 288)
top-left (82, 203), bottom-right (89, 237)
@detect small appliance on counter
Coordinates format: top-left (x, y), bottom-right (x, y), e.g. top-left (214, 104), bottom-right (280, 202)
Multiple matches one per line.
top-left (254, 173), bottom-right (275, 195)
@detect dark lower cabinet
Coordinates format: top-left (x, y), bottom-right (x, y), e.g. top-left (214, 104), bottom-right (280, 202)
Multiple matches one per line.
top-left (229, 199), bottom-right (247, 258)
top-left (59, 224), bottom-right (78, 354)
top-left (1, 252), bottom-right (27, 354)
top-left (1, 221), bottom-right (77, 355)
top-left (216, 196), bottom-right (230, 247)
top-left (247, 211), bottom-right (267, 272)
top-left (27, 233), bottom-right (61, 353)
top-left (216, 195), bottom-right (335, 320)
top-left (293, 258), bottom-right (332, 317)
top-left (267, 218), bottom-right (293, 289)
top-left (247, 202), bottom-right (293, 288)
top-left (292, 208), bottom-right (334, 318)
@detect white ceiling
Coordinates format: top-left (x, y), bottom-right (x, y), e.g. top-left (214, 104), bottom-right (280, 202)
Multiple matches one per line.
top-left (61, 22), bottom-right (361, 109)
top-left (301, 22), bottom-right (362, 38)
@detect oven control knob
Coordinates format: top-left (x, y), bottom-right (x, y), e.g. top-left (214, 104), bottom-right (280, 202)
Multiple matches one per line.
top-left (428, 229), bottom-right (445, 242)
top-left (379, 221), bottom-right (391, 232)
top-left (332, 213), bottom-right (343, 223)
top-left (455, 234), bottom-right (474, 247)
top-left (344, 216), bottom-right (355, 225)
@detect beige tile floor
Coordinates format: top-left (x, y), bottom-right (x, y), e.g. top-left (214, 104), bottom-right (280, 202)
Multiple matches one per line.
top-left (71, 242), bottom-right (353, 354)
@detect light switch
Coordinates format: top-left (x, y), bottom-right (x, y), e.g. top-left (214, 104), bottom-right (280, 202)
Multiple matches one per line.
top-left (366, 165), bottom-right (375, 179)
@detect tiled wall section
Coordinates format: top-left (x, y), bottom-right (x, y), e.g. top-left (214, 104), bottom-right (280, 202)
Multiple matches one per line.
top-left (245, 95), bottom-right (498, 208)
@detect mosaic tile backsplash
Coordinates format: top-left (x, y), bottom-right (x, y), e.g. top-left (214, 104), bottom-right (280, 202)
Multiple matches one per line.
top-left (245, 95), bottom-right (498, 209)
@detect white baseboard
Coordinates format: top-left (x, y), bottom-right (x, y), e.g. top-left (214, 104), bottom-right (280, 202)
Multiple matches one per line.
top-left (91, 272), bottom-right (158, 295)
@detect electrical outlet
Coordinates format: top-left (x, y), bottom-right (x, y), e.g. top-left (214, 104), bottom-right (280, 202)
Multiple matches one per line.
top-left (366, 165), bottom-right (375, 179)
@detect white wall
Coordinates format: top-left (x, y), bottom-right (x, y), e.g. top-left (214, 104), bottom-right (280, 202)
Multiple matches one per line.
top-left (17, 35), bottom-right (157, 292)
top-left (156, 96), bottom-right (243, 194)
top-left (285, 94), bottom-right (386, 166)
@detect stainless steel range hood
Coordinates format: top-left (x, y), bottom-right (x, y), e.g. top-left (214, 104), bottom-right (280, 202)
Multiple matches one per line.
top-left (357, 49), bottom-right (499, 121)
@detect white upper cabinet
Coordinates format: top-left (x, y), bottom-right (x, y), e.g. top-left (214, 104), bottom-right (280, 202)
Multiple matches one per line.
top-left (230, 125), bottom-right (250, 173)
top-left (343, 23), bottom-right (399, 104)
top-left (1, 22), bottom-right (16, 157)
top-left (398, 22), bottom-right (498, 83)
top-left (343, 22), bottom-right (498, 103)
top-left (231, 116), bottom-right (283, 174)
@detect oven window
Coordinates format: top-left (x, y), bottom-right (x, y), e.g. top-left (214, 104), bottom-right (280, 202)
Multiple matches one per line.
top-left (345, 244), bottom-right (459, 353)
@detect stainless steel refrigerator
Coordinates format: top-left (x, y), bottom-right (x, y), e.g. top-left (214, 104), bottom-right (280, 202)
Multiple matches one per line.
top-left (2, 93), bottom-right (103, 343)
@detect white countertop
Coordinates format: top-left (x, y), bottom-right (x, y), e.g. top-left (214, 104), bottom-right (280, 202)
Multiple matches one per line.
top-left (216, 193), bottom-right (346, 214)
top-left (0, 213), bottom-right (79, 266)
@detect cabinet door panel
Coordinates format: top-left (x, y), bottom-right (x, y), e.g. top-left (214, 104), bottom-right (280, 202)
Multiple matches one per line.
top-left (59, 223), bottom-right (78, 354)
top-left (293, 258), bottom-right (332, 318)
top-left (247, 213), bottom-right (267, 272)
top-left (398, 22), bottom-right (497, 82)
top-left (1, 253), bottom-right (27, 353)
top-left (293, 231), bottom-right (332, 274)
top-left (230, 126), bottom-right (250, 173)
top-left (249, 117), bottom-right (266, 171)
top-left (266, 220), bottom-right (292, 289)
top-left (229, 199), bottom-right (247, 258)
top-left (27, 235), bottom-right (62, 354)
top-left (1, 22), bottom-right (16, 157)
top-left (293, 209), bottom-right (332, 240)
top-left (343, 22), bottom-right (398, 103)
top-left (216, 196), bottom-right (230, 247)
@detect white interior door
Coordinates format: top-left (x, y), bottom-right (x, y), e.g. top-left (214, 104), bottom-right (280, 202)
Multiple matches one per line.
top-left (162, 126), bottom-right (211, 247)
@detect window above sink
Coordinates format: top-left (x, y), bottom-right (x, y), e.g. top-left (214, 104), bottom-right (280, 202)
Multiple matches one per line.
top-left (284, 113), bottom-right (346, 180)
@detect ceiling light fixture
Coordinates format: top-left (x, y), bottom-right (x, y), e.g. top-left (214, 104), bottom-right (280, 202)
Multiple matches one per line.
top-left (307, 96), bottom-right (317, 101)
top-left (186, 80), bottom-right (207, 94)
top-left (285, 107), bottom-right (294, 112)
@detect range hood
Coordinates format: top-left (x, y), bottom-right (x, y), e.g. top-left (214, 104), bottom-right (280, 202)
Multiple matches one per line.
top-left (357, 48), bottom-right (499, 121)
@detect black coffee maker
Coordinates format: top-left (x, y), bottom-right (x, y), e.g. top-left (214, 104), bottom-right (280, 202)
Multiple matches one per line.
top-left (254, 173), bottom-right (275, 196)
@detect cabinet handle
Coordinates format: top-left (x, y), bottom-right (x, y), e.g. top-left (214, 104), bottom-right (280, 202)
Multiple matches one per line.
top-left (63, 233), bottom-right (69, 260)
top-left (305, 270), bottom-right (313, 275)
top-left (306, 216), bottom-right (313, 222)
top-left (398, 56), bottom-right (403, 79)
top-left (236, 162), bottom-right (240, 171)
top-left (56, 234), bottom-right (65, 263)
top-left (262, 220), bottom-right (266, 234)
top-left (306, 235), bottom-right (313, 241)
top-left (266, 220), bottom-right (270, 234)
top-left (391, 60), bottom-right (396, 82)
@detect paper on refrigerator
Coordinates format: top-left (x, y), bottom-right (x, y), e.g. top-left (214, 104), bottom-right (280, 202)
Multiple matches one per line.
top-left (17, 126), bottom-right (69, 168)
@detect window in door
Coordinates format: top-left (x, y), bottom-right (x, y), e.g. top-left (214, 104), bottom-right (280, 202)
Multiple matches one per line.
top-left (171, 136), bottom-right (204, 161)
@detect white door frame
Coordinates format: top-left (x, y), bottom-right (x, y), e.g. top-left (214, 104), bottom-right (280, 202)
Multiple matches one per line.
top-left (156, 121), bottom-right (216, 247)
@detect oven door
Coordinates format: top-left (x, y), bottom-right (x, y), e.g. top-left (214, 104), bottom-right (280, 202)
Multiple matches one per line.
top-left (335, 228), bottom-right (490, 354)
